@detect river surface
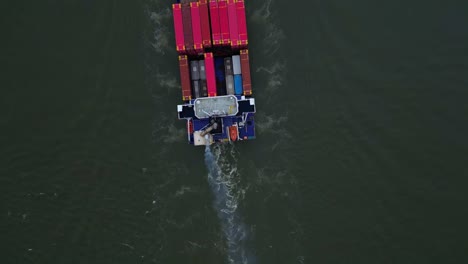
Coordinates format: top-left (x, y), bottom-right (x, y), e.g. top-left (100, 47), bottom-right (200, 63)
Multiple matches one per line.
top-left (1, 0), bottom-right (468, 263)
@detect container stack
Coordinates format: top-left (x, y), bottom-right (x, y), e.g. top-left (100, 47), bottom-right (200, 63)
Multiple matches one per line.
top-left (190, 2), bottom-right (203, 53)
top-left (178, 55), bottom-right (192, 101)
top-left (172, 4), bottom-right (185, 53)
top-left (214, 57), bottom-right (226, 95)
top-left (224, 57), bottom-right (234, 95)
top-left (227, 0), bottom-right (238, 48)
top-left (199, 0), bottom-right (212, 48)
top-left (204, 52), bottom-right (217, 97)
top-left (190, 60), bottom-right (200, 98)
top-left (232, 55), bottom-right (242, 95)
top-left (173, 0), bottom-right (249, 52)
top-left (172, 0), bottom-right (252, 101)
top-left (218, 0), bottom-right (230, 45)
top-left (209, 0), bottom-right (221, 46)
top-left (236, 0), bottom-right (248, 47)
top-left (181, 2), bottom-right (194, 55)
top-left (240, 49), bottom-right (251, 95)
top-left (199, 60), bottom-right (208, 97)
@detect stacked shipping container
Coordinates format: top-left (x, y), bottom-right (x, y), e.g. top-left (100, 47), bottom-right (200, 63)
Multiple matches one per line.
top-left (218, 0), bottom-right (230, 45)
top-left (227, 0), bottom-right (239, 48)
top-left (209, 0), bottom-right (221, 46)
top-left (190, 2), bottom-right (203, 53)
top-left (240, 49), bottom-right (252, 95)
top-left (172, 4), bottom-right (185, 53)
top-left (199, 0), bottom-right (211, 48)
top-left (215, 57), bottom-right (227, 95)
top-left (173, 0), bottom-right (252, 101)
top-left (181, 3), bottom-right (194, 54)
top-left (190, 61), bottom-right (200, 98)
top-left (204, 53), bottom-right (217, 97)
top-left (199, 60), bottom-right (208, 97)
top-left (173, 0), bottom-right (249, 53)
top-left (232, 55), bottom-right (243, 95)
top-left (236, 0), bottom-right (248, 47)
top-left (224, 57), bottom-right (234, 95)
top-left (179, 55), bottom-right (192, 101)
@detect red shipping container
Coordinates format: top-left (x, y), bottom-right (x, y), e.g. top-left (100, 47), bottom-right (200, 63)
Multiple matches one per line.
top-left (182, 3), bottom-right (194, 53)
top-left (236, 0), bottom-right (248, 47)
top-left (240, 50), bottom-right (252, 95)
top-left (179, 55), bottom-right (193, 101)
top-left (190, 2), bottom-right (203, 53)
top-left (172, 4), bottom-right (185, 53)
top-left (204, 53), bottom-right (217, 97)
top-left (199, 0), bottom-right (212, 48)
top-left (209, 0), bottom-right (221, 46)
top-left (217, 0), bottom-right (230, 45)
top-left (227, 0), bottom-right (238, 48)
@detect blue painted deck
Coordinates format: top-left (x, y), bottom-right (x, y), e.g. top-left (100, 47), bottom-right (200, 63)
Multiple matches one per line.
top-left (190, 114), bottom-right (255, 144)
top-left (182, 96), bottom-right (255, 145)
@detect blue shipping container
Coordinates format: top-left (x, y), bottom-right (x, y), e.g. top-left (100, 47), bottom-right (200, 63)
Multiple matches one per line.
top-left (215, 57), bottom-right (225, 82)
top-left (234, 74), bottom-right (243, 95)
top-left (215, 57), bottom-right (226, 95)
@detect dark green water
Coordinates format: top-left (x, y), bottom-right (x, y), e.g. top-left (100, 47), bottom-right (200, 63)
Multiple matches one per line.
top-left (1, 0), bottom-right (468, 263)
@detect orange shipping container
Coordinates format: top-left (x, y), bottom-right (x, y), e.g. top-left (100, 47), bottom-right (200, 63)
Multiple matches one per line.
top-left (240, 50), bottom-right (252, 95)
top-left (179, 55), bottom-right (193, 100)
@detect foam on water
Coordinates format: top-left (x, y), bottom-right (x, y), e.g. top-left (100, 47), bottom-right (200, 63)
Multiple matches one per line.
top-left (204, 144), bottom-right (255, 264)
top-left (148, 7), bottom-right (172, 54)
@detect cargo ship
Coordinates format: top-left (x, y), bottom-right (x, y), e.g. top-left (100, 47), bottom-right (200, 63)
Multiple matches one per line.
top-left (172, 0), bottom-right (256, 146)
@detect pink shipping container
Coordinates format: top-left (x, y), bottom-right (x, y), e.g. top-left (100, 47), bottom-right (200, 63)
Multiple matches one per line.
top-left (236, 0), bottom-right (248, 47)
top-left (204, 53), bottom-right (217, 97)
top-left (199, 0), bottom-right (212, 48)
top-left (172, 4), bottom-right (185, 53)
top-left (190, 2), bottom-right (203, 53)
top-left (217, 0), bottom-right (230, 45)
top-left (209, 0), bottom-right (221, 46)
top-left (181, 3), bottom-right (194, 54)
top-left (227, 0), bottom-right (238, 48)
